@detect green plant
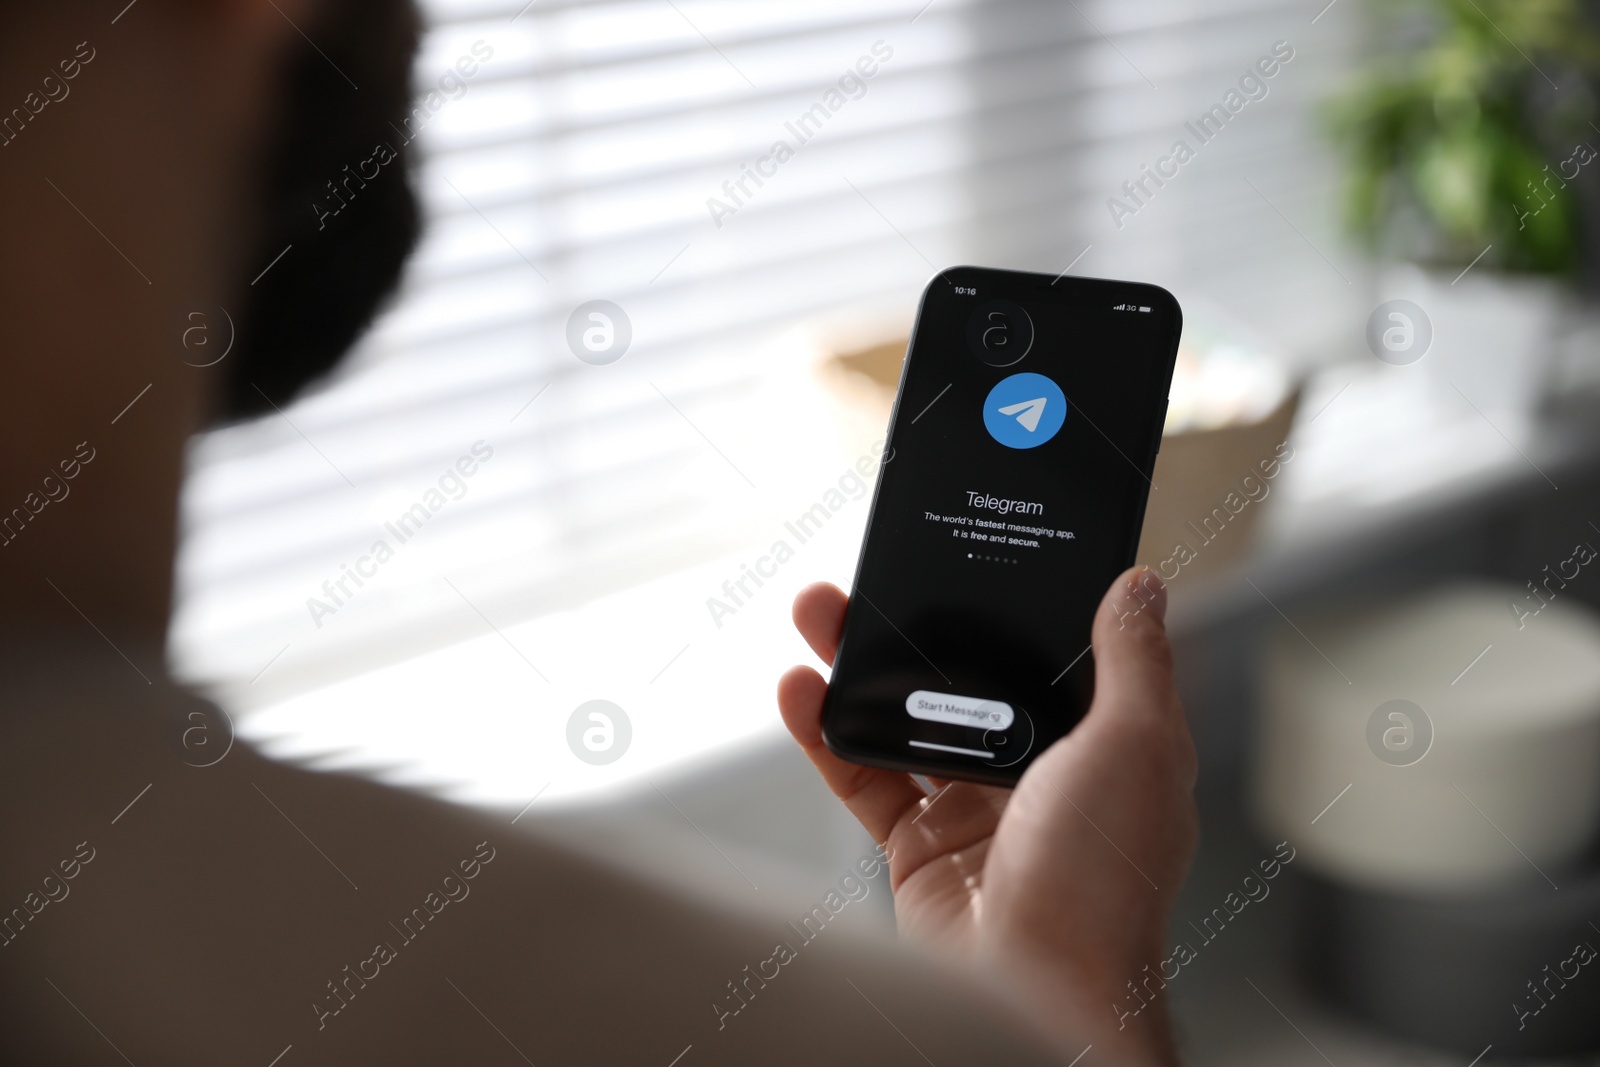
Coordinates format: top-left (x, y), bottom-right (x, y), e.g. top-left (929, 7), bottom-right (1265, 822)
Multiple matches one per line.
top-left (1331, 0), bottom-right (1600, 274)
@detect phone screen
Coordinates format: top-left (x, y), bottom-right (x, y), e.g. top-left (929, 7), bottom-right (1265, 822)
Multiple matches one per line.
top-left (822, 266), bottom-right (1181, 785)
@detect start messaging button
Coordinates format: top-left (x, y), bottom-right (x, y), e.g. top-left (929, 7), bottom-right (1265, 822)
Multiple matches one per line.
top-left (905, 690), bottom-right (1014, 730)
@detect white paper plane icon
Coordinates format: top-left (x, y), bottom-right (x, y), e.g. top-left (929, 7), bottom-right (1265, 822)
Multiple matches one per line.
top-left (997, 396), bottom-right (1047, 432)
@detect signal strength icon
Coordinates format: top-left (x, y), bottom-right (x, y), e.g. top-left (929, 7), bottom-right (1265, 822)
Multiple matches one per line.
top-left (1112, 303), bottom-right (1128, 310)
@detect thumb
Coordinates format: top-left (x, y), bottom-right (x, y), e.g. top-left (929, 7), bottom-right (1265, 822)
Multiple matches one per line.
top-left (1087, 566), bottom-right (1177, 721)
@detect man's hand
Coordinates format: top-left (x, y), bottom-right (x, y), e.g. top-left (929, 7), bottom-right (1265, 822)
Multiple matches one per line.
top-left (777, 567), bottom-right (1198, 1065)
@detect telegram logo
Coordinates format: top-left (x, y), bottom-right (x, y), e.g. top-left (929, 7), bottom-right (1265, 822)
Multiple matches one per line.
top-left (983, 372), bottom-right (1066, 449)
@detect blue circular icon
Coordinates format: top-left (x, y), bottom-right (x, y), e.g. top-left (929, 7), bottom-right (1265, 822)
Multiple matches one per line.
top-left (983, 372), bottom-right (1066, 449)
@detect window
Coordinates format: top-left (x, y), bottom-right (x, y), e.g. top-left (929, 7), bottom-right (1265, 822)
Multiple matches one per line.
top-left (171, 0), bottom-right (1358, 799)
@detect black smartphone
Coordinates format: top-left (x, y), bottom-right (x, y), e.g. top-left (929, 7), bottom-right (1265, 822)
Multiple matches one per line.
top-left (821, 265), bottom-right (1181, 786)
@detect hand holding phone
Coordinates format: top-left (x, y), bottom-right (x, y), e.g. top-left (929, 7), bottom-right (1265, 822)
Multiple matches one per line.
top-left (822, 266), bottom-right (1182, 784)
top-left (778, 567), bottom-right (1198, 1066)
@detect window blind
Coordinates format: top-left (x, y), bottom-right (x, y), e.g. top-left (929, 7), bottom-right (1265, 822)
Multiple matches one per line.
top-left (171, 0), bottom-right (1362, 707)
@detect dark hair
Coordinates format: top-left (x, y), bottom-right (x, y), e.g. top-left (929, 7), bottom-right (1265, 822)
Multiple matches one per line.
top-left (220, 0), bottom-right (422, 422)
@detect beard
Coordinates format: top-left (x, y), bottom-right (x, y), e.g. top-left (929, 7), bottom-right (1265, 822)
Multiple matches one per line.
top-left (218, 0), bottom-right (423, 423)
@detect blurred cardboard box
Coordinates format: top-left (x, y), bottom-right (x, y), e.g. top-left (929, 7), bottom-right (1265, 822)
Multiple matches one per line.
top-left (1137, 390), bottom-right (1298, 579)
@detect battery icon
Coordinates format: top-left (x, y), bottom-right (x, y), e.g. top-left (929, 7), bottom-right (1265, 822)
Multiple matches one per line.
top-left (1138, 306), bottom-right (1151, 312)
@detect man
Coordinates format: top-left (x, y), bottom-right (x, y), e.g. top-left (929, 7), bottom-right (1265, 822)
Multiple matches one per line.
top-left (0, 1), bottom-right (1197, 1063)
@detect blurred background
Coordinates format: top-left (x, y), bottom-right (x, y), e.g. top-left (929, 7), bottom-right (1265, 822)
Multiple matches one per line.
top-left (170, 0), bottom-right (1600, 1061)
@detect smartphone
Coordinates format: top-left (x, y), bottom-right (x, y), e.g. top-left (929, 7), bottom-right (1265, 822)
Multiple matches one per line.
top-left (821, 266), bottom-right (1181, 786)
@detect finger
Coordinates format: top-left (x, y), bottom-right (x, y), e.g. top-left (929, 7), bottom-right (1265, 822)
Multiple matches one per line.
top-left (792, 582), bottom-right (849, 666)
top-left (1083, 567), bottom-right (1197, 787)
top-left (1088, 566), bottom-right (1178, 722)
top-left (777, 664), bottom-right (928, 843)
